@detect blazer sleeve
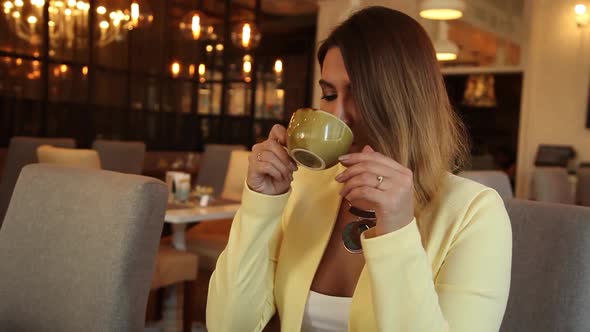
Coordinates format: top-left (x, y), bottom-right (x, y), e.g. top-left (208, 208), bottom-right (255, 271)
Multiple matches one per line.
top-left (360, 189), bottom-right (512, 331)
top-left (206, 185), bottom-right (290, 332)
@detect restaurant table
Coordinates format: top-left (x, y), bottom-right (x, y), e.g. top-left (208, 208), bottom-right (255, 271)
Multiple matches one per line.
top-left (165, 198), bottom-right (240, 250)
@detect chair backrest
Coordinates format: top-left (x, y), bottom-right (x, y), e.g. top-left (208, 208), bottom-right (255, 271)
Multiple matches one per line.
top-left (0, 164), bottom-right (167, 332)
top-left (532, 167), bottom-right (574, 204)
top-left (195, 144), bottom-right (246, 196)
top-left (220, 150), bottom-right (251, 202)
top-left (459, 170), bottom-right (514, 200)
top-left (92, 139), bottom-right (146, 175)
top-left (500, 199), bottom-right (590, 332)
top-left (577, 168), bottom-right (590, 207)
top-left (37, 145), bottom-right (101, 169)
top-left (0, 136), bottom-right (75, 227)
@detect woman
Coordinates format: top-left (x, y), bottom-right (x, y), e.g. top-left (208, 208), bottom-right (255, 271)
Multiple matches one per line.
top-left (207, 6), bottom-right (511, 332)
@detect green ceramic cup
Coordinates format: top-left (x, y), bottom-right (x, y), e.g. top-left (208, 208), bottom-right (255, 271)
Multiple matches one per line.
top-left (286, 108), bottom-right (354, 170)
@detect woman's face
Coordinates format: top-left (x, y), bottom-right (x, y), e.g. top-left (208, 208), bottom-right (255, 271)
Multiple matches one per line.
top-left (319, 47), bottom-right (369, 153)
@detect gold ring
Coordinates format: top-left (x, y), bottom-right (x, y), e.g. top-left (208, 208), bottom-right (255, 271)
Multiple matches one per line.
top-left (257, 152), bottom-right (262, 162)
top-left (376, 175), bottom-right (384, 188)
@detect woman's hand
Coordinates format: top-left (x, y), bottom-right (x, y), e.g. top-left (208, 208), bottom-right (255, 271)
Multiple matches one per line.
top-left (336, 145), bottom-right (414, 235)
top-left (247, 124), bottom-right (298, 196)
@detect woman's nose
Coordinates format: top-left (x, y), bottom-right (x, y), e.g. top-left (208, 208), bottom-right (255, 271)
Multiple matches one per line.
top-left (325, 100), bottom-right (351, 125)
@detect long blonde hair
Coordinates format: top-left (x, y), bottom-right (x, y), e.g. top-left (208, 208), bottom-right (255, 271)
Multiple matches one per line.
top-left (318, 7), bottom-right (468, 215)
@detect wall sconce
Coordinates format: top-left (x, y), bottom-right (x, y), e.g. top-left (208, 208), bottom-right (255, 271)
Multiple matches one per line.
top-left (576, 4), bottom-right (589, 27)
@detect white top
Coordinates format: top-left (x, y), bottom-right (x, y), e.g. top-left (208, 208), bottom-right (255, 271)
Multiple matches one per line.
top-left (301, 291), bottom-right (352, 332)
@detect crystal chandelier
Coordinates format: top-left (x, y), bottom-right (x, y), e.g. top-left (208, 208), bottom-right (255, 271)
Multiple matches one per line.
top-left (2, 0), bottom-right (153, 48)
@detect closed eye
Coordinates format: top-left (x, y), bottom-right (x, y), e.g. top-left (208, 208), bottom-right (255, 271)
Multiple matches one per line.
top-left (321, 94), bottom-right (337, 102)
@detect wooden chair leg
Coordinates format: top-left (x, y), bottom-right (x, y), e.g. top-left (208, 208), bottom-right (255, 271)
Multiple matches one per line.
top-left (183, 279), bottom-right (198, 332)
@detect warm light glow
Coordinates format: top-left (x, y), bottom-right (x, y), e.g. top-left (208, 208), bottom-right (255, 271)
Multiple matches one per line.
top-left (60, 64), bottom-right (68, 73)
top-left (27, 16), bottom-right (37, 24)
top-left (15, 0), bottom-right (24, 7)
top-left (191, 14), bottom-right (201, 39)
top-left (420, 9), bottom-right (462, 20)
top-left (82, 66), bottom-right (88, 75)
top-left (243, 60), bottom-right (252, 74)
top-left (274, 59), bottom-right (283, 74)
top-left (419, 0), bottom-right (465, 20)
top-left (99, 21), bottom-right (109, 29)
top-left (189, 64), bottom-right (195, 76)
top-left (244, 76), bottom-right (251, 83)
top-left (131, 2), bottom-right (139, 24)
top-left (171, 61), bottom-right (180, 76)
top-left (243, 54), bottom-right (252, 62)
top-left (67, 0), bottom-right (76, 7)
top-left (215, 43), bottom-right (223, 52)
top-left (241, 23), bottom-right (251, 48)
top-left (31, 0), bottom-right (44, 8)
top-left (3, 1), bottom-right (13, 10)
top-left (64, 8), bottom-right (71, 16)
top-left (436, 52), bottom-right (457, 61)
top-left (198, 63), bottom-right (205, 76)
top-left (53, 67), bottom-right (60, 77)
top-left (32, 60), bottom-right (39, 67)
top-left (276, 89), bottom-right (285, 99)
top-left (48, 20), bottom-right (56, 27)
top-left (206, 45), bottom-right (213, 52)
top-left (54, 1), bottom-right (64, 7)
top-left (576, 4), bottom-right (589, 27)
top-left (97, 6), bottom-right (106, 15)
top-left (12, 11), bottom-right (20, 18)
top-left (33, 51), bottom-right (39, 57)
top-left (15, 58), bottom-right (22, 65)
top-left (76, 1), bottom-right (84, 10)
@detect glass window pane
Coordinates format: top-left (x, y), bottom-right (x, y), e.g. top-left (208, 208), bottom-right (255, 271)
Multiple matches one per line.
top-left (130, 74), bottom-right (160, 111)
top-left (95, 69), bottom-right (126, 107)
top-left (48, 63), bottom-right (88, 103)
top-left (162, 79), bottom-right (193, 113)
top-left (1, 1), bottom-right (45, 55)
top-left (48, 0), bottom-right (89, 63)
top-left (0, 58), bottom-right (42, 99)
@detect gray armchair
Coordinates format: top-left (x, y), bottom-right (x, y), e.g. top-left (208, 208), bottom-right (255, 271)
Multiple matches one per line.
top-left (532, 167), bottom-right (574, 204)
top-left (0, 164), bottom-right (167, 332)
top-left (501, 199), bottom-right (590, 332)
top-left (459, 170), bottom-right (514, 200)
top-left (195, 144), bottom-right (246, 196)
top-left (0, 136), bottom-right (75, 227)
top-left (92, 139), bottom-right (146, 175)
top-left (576, 168), bottom-right (590, 206)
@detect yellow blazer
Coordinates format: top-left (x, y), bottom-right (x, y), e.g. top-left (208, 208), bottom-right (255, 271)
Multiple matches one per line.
top-left (207, 164), bottom-right (512, 331)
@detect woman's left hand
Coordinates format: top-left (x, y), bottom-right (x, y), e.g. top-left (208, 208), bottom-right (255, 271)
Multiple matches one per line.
top-left (335, 145), bottom-right (414, 236)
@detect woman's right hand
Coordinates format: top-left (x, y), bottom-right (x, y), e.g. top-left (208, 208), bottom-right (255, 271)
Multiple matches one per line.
top-left (247, 124), bottom-right (298, 195)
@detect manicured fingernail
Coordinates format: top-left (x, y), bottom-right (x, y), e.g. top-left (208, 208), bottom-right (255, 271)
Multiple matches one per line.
top-left (338, 155), bottom-right (349, 161)
top-left (335, 173), bottom-right (343, 182)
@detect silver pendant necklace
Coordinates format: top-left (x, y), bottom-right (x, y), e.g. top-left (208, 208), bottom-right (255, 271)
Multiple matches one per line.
top-left (342, 200), bottom-right (376, 254)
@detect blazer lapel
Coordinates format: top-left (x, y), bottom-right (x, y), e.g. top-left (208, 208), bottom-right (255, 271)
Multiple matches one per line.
top-left (275, 164), bottom-right (344, 331)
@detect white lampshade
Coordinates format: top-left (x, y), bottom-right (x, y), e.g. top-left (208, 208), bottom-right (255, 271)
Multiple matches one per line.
top-left (435, 39), bottom-right (458, 61)
top-left (420, 0), bottom-right (465, 20)
top-left (434, 21), bottom-right (458, 61)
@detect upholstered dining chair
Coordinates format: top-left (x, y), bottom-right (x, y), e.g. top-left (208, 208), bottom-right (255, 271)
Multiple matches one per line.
top-left (37, 145), bottom-right (101, 169)
top-left (0, 164), bottom-right (167, 331)
top-left (501, 199), bottom-right (590, 332)
top-left (92, 139), bottom-right (146, 175)
top-left (0, 136), bottom-right (75, 228)
top-left (532, 167), bottom-right (574, 204)
top-left (459, 170), bottom-right (514, 201)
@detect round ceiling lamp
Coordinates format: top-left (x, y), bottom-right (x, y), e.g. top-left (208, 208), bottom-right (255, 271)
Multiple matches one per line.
top-left (419, 0), bottom-right (465, 20)
top-left (434, 22), bottom-right (458, 61)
